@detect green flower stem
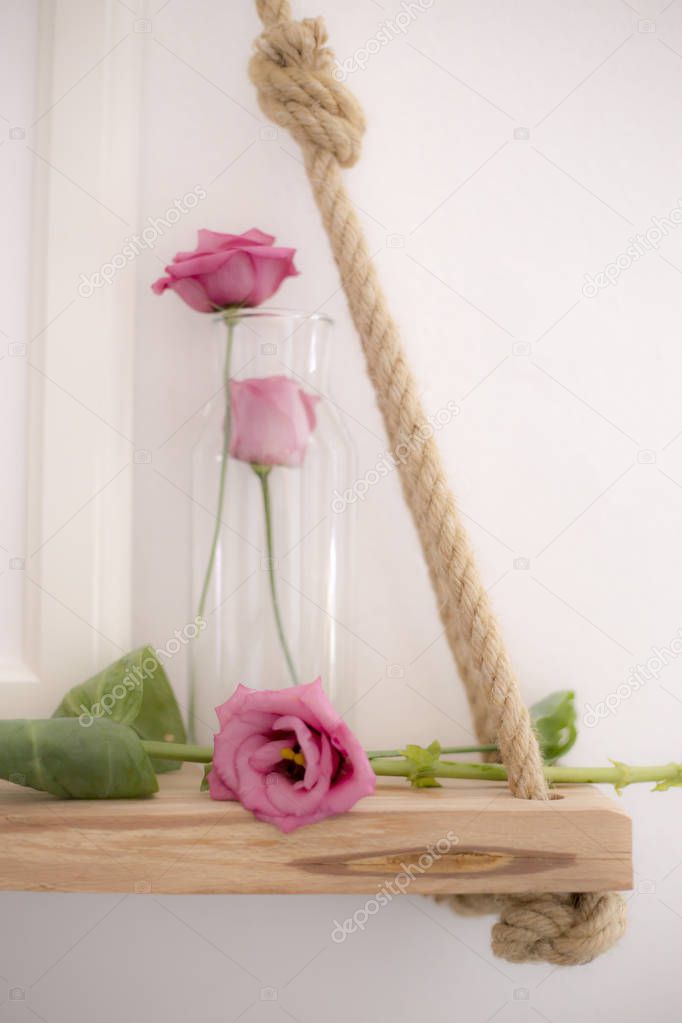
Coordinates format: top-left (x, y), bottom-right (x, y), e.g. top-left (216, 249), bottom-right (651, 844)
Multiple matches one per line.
top-left (252, 464), bottom-right (300, 685)
top-left (141, 742), bottom-right (682, 791)
top-left (366, 743), bottom-right (498, 760)
top-left (197, 312), bottom-right (237, 620)
top-left (190, 311), bottom-right (237, 740)
top-left (369, 758), bottom-right (682, 789)
top-left (143, 741), bottom-right (213, 763)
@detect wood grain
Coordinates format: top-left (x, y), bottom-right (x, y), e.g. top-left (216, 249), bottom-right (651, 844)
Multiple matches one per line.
top-left (0, 766), bottom-right (632, 894)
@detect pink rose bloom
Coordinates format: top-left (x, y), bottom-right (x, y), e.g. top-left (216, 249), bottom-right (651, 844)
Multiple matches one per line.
top-left (151, 228), bottom-right (298, 312)
top-left (207, 679), bottom-right (376, 832)
top-left (230, 375), bottom-right (320, 467)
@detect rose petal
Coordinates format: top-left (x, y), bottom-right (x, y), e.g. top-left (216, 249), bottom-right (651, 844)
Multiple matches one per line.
top-left (214, 684), bottom-right (252, 728)
top-left (322, 721), bottom-right (377, 813)
top-left (232, 733), bottom-right (274, 807)
top-left (243, 248), bottom-right (299, 305)
top-left (151, 276), bottom-right (170, 295)
top-left (207, 767), bottom-right (236, 801)
top-left (271, 715), bottom-right (321, 786)
top-left (212, 710), bottom-right (277, 793)
top-left (201, 250), bottom-right (255, 307)
top-left (165, 251), bottom-right (232, 279)
top-left (248, 737), bottom-right (296, 772)
top-left (165, 277), bottom-right (214, 313)
top-left (195, 227), bottom-right (276, 251)
top-left (264, 733), bottom-right (333, 817)
top-left (219, 679), bottom-right (336, 735)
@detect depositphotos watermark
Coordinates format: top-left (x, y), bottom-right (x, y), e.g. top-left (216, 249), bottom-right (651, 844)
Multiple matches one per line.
top-left (78, 616), bottom-right (206, 726)
top-left (77, 186), bottom-right (207, 297)
top-left (331, 400), bottom-right (459, 513)
top-left (581, 198), bottom-right (682, 298)
top-left (331, 830), bottom-right (459, 942)
top-left (583, 628), bottom-right (682, 727)
top-left (333, 0), bottom-right (435, 81)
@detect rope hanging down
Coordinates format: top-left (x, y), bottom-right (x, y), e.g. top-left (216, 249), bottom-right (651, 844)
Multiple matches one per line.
top-left (249, 0), bottom-right (626, 964)
top-left (250, 0), bottom-right (545, 802)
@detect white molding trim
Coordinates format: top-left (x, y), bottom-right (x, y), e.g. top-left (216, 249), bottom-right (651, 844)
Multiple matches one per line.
top-left (0, 0), bottom-right (143, 714)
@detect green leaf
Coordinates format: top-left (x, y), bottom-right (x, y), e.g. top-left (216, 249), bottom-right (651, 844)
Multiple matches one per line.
top-left (200, 765), bottom-right (211, 792)
top-left (0, 718), bottom-right (159, 798)
top-left (53, 654), bottom-right (144, 728)
top-left (530, 690), bottom-right (577, 764)
top-left (608, 758), bottom-right (633, 795)
top-left (652, 763), bottom-right (682, 791)
top-left (53, 646), bottom-right (187, 773)
top-left (399, 741), bottom-right (443, 788)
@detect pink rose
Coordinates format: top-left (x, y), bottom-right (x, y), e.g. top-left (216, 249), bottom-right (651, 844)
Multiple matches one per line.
top-left (230, 375), bottom-right (320, 467)
top-left (151, 228), bottom-right (298, 312)
top-left (207, 679), bottom-right (376, 832)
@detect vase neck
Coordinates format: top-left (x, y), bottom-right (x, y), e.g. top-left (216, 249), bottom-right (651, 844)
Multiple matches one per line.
top-left (214, 309), bottom-right (333, 390)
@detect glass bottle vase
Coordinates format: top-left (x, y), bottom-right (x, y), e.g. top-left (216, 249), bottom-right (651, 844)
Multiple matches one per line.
top-left (189, 309), bottom-right (356, 743)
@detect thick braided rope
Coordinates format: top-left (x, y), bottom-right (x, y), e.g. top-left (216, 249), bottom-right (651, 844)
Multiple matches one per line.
top-left (249, 0), bottom-right (627, 966)
top-left (492, 892), bottom-right (627, 965)
top-left (436, 893), bottom-right (627, 964)
top-left (251, 0), bottom-right (545, 802)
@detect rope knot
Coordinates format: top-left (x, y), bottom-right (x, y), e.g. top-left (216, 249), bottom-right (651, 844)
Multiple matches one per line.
top-left (249, 15), bottom-right (365, 167)
top-left (491, 892), bottom-right (627, 965)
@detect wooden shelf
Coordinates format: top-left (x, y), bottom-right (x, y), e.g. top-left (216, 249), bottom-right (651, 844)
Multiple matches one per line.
top-left (0, 765), bottom-right (632, 895)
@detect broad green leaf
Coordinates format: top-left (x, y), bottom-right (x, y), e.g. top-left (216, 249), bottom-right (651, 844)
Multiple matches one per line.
top-left (53, 653), bottom-right (143, 727)
top-left (0, 718), bottom-right (158, 798)
top-left (530, 689), bottom-right (577, 764)
top-left (53, 646), bottom-right (187, 773)
top-left (126, 648), bottom-right (188, 772)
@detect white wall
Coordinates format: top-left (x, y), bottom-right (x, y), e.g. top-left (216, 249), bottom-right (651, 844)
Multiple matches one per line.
top-left (4, 0), bottom-right (682, 1020)
top-left (0, 1), bottom-right (38, 669)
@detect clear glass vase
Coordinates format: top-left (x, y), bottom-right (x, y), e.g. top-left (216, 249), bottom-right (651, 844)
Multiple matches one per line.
top-left (189, 309), bottom-right (356, 743)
